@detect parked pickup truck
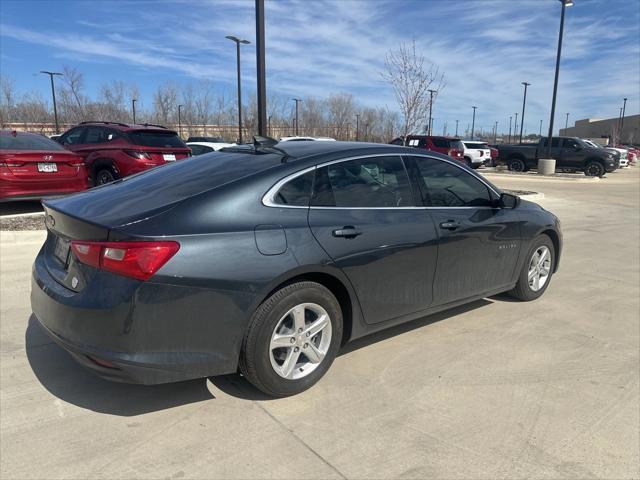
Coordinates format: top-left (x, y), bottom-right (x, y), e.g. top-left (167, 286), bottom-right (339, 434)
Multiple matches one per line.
top-left (496, 137), bottom-right (618, 176)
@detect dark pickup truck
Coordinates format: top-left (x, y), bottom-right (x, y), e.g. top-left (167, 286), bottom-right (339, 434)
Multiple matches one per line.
top-left (496, 137), bottom-right (619, 176)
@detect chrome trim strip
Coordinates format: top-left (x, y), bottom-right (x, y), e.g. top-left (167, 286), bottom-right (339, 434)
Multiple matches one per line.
top-left (261, 152), bottom-right (500, 209)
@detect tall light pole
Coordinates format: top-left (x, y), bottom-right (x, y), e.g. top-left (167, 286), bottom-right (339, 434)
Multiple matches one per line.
top-left (291, 98), bottom-right (302, 136)
top-left (40, 71), bottom-right (62, 134)
top-left (620, 97), bottom-right (628, 134)
top-left (514, 112), bottom-right (519, 142)
top-left (539, 119), bottom-right (543, 137)
top-left (178, 104), bottom-right (183, 138)
top-left (519, 82), bottom-right (531, 143)
top-left (546, 0), bottom-right (574, 158)
top-left (132, 98), bottom-right (137, 124)
top-left (508, 116), bottom-right (513, 143)
top-left (565, 112), bottom-right (570, 130)
top-left (427, 89), bottom-right (436, 135)
top-left (471, 106), bottom-right (477, 140)
top-left (493, 121), bottom-right (498, 143)
top-left (455, 119), bottom-right (459, 136)
top-left (226, 35), bottom-right (250, 143)
top-left (255, 0), bottom-right (267, 136)
top-left (355, 114), bottom-right (360, 141)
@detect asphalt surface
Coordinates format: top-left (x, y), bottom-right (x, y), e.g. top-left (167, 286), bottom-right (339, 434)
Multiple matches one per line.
top-left (1, 167), bottom-right (638, 479)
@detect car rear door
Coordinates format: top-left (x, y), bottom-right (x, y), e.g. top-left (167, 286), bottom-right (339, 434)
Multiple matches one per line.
top-left (405, 155), bottom-right (521, 305)
top-left (307, 154), bottom-right (439, 325)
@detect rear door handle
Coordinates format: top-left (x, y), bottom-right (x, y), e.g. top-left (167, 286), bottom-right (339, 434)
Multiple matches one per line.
top-left (439, 220), bottom-right (460, 231)
top-left (332, 226), bottom-right (363, 238)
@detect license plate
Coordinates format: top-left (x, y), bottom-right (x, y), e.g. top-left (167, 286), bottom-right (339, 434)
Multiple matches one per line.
top-left (163, 154), bottom-right (176, 162)
top-left (38, 163), bottom-right (57, 173)
top-left (53, 237), bottom-right (70, 266)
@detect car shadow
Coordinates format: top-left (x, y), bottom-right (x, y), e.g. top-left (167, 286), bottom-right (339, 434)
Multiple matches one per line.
top-left (211, 298), bottom-right (494, 400)
top-left (26, 315), bottom-right (215, 416)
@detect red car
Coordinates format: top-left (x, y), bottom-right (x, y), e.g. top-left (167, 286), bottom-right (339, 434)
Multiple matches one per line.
top-left (398, 135), bottom-right (465, 162)
top-left (57, 122), bottom-right (191, 185)
top-left (1, 130), bottom-right (88, 202)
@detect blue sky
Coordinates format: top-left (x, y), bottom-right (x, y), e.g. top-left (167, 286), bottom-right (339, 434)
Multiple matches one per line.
top-left (1, 0), bottom-right (638, 135)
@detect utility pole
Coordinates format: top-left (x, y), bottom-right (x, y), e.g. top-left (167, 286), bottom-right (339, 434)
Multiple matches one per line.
top-left (539, 119), bottom-right (543, 137)
top-left (514, 112), bottom-right (519, 142)
top-left (565, 112), bottom-right (570, 130)
top-left (226, 35), bottom-right (250, 143)
top-left (471, 106), bottom-right (477, 140)
top-left (455, 120), bottom-right (459, 136)
top-left (355, 114), bottom-right (360, 141)
top-left (508, 116), bottom-right (512, 143)
top-left (519, 82), bottom-right (531, 143)
top-left (40, 71), bottom-right (62, 134)
top-left (255, 0), bottom-right (267, 136)
top-left (620, 97), bottom-right (628, 135)
top-left (132, 98), bottom-right (137, 124)
top-left (291, 98), bottom-right (302, 136)
top-left (427, 89), bottom-right (436, 136)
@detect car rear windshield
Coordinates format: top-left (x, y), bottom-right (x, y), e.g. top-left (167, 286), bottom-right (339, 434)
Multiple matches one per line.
top-left (0, 133), bottom-right (67, 151)
top-left (464, 142), bottom-right (488, 149)
top-left (127, 130), bottom-right (187, 148)
top-left (449, 140), bottom-right (465, 150)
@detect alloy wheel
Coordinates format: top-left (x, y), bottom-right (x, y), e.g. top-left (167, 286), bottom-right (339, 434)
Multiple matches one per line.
top-left (269, 303), bottom-right (332, 380)
top-left (96, 170), bottom-right (115, 185)
top-left (528, 246), bottom-right (551, 292)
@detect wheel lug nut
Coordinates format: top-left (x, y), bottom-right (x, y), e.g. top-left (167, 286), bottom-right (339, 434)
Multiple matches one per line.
top-left (304, 343), bottom-right (308, 348)
top-left (306, 332), bottom-right (310, 337)
top-left (290, 338), bottom-right (295, 344)
top-left (294, 347), bottom-right (299, 352)
top-left (298, 328), bottom-right (303, 333)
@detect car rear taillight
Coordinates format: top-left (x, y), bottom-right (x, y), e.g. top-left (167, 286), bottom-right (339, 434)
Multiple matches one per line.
top-left (70, 241), bottom-right (180, 280)
top-left (124, 150), bottom-right (152, 160)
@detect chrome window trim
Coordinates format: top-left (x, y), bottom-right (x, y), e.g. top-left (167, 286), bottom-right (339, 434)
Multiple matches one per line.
top-left (262, 152), bottom-right (500, 209)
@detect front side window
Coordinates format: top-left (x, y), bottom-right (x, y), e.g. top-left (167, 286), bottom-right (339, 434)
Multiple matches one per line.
top-left (542, 138), bottom-right (561, 148)
top-left (410, 156), bottom-right (494, 207)
top-left (274, 170), bottom-right (315, 206)
top-left (61, 128), bottom-right (84, 145)
top-left (312, 156), bottom-right (413, 208)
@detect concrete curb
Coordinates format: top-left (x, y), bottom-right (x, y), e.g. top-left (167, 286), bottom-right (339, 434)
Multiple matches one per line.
top-left (0, 211), bottom-right (45, 219)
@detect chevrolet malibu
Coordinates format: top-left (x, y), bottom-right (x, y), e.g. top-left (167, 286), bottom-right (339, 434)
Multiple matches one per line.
top-left (31, 139), bottom-right (562, 397)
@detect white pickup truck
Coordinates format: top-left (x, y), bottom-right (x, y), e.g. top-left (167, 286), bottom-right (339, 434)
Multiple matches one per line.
top-left (462, 141), bottom-right (491, 169)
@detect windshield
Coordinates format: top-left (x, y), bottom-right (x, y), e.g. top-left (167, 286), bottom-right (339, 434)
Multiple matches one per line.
top-left (0, 133), bottom-right (68, 151)
top-left (128, 130), bottom-right (187, 148)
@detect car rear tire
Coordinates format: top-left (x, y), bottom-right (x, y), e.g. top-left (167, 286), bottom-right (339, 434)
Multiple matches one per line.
top-left (508, 235), bottom-right (554, 301)
top-left (584, 161), bottom-right (605, 177)
top-left (508, 158), bottom-right (526, 172)
top-left (240, 281), bottom-right (343, 397)
top-left (95, 167), bottom-right (117, 186)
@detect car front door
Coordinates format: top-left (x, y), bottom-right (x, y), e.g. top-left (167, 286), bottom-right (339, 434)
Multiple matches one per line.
top-left (59, 127), bottom-right (87, 155)
top-left (405, 155), bottom-right (522, 306)
top-left (307, 155), bottom-right (439, 325)
top-left (561, 138), bottom-right (585, 169)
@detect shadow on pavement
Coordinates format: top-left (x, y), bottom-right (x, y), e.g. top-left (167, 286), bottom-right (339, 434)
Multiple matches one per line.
top-left (0, 201), bottom-right (43, 216)
top-left (26, 315), bottom-right (215, 416)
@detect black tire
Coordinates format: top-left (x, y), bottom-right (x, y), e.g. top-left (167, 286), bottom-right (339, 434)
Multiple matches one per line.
top-left (240, 281), bottom-right (343, 397)
top-left (471, 163), bottom-right (481, 169)
top-left (464, 157), bottom-right (472, 167)
top-left (508, 235), bottom-right (555, 301)
top-left (508, 157), bottom-right (526, 172)
top-left (94, 167), bottom-right (117, 186)
top-left (584, 161), bottom-right (605, 177)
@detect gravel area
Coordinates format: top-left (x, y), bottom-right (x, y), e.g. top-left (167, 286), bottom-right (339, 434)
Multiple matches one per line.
top-left (0, 215), bottom-right (46, 231)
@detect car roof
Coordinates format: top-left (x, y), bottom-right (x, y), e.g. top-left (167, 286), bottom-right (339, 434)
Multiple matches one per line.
top-left (71, 122), bottom-right (177, 133)
top-left (187, 141), bottom-right (232, 147)
top-left (0, 129), bottom-right (43, 137)
top-left (406, 135), bottom-right (462, 140)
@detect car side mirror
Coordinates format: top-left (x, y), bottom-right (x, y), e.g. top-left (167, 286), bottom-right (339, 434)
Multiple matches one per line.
top-left (500, 192), bottom-right (520, 209)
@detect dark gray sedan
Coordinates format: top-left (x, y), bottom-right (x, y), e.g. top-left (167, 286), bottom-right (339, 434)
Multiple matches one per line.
top-left (31, 139), bottom-right (562, 397)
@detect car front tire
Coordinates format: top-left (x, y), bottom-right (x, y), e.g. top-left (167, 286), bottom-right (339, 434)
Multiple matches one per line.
top-left (508, 235), bottom-right (555, 301)
top-left (95, 167), bottom-right (117, 186)
top-left (240, 281), bottom-right (343, 397)
top-left (584, 161), bottom-right (605, 177)
top-left (508, 158), bottom-right (526, 172)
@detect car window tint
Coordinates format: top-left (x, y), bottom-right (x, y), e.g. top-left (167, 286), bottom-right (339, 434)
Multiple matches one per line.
top-left (410, 156), bottom-right (493, 207)
top-left (542, 138), bottom-right (561, 148)
top-left (62, 128), bottom-right (84, 145)
top-left (563, 139), bottom-right (578, 149)
top-left (312, 156), bottom-right (412, 208)
top-left (84, 127), bottom-right (108, 144)
top-left (128, 131), bottom-right (186, 148)
top-left (274, 170), bottom-right (314, 206)
top-left (0, 133), bottom-right (67, 151)
top-left (189, 145), bottom-right (213, 155)
top-left (432, 138), bottom-right (448, 148)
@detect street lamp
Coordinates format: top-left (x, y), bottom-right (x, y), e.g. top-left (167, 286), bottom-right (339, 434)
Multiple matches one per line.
top-left (255, 0), bottom-right (267, 136)
top-left (40, 71), bottom-right (62, 134)
top-left (355, 114), bottom-right (360, 141)
top-left (427, 89), bottom-right (436, 136)
top-left (565, 112), bottom-right (570, 130)
top-left (226, 35), bottom-right (251, 143)
top-left (291, 98), bottom-right (302, 136)
top-left (519, 82), bottom-right (531, 143)
top-left (546, 0), bottom-right (574, 158)
top-left (514, 112), bottom-right (519, 142)
top-left (620, 97), bottom-right (628, 134)
top-left (508, 116), bottom-right (513, 143)
top-left (132, 99), bottom-right (137, 124)
top-left (455, 119), bottom-right (459, 136)
top-left (178, 104), bottom-right (183, 138)
top-left (471, 106), bottom-right (477, 140)
top-left (539, 119), bottom-right (543, 137)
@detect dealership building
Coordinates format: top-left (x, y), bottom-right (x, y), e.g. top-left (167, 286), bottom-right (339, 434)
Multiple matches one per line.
top-left (559, 114), bottom-right (639, 144)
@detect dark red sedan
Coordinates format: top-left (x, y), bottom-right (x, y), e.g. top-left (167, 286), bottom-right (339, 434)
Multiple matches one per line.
top-left (1, 131), bottom-right (88, 202)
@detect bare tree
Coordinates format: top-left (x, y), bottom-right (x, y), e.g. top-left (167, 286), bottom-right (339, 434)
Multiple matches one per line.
top-left (152, 82), bottom-right (178, 124)
top-left (0, 75), bottom-right (16, 126)
top-left (381, 40), bottom-right (445, 138)
top-left (327, 93), bottom-right (354, 138)
top-left (58, 66), bottom-right (87, 123)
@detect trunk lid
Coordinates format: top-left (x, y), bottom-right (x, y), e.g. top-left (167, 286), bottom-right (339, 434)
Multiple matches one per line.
top-left (1, 150), bottom-right (83, 179)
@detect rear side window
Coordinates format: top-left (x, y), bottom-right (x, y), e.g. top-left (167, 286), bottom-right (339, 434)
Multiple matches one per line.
top-left (312, 156), bottom-right (413, 208)
top-left (128, 131), bottom-right (187, 148)
top-left (0, 133), bottom-right (67, 151)
top-left (84, 127), bottom-right (110, 144)
top-left (274, 170), bottom-right (315, 206)
top-left (409, 156), bottom-right (494, 207)
top-left (541, 138), bottom-right (561, 148)
top-left (432, 138), bottom-right (448, 148)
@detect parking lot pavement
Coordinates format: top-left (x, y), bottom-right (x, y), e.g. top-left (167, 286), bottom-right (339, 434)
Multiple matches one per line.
top-left (1, 168), bottom-right (638, 480)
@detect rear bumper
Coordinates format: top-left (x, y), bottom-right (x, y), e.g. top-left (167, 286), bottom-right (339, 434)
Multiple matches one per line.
top-left (0, 177), bottom-right (87, 202)
top-left (30, 246), bottom-right (245, 385)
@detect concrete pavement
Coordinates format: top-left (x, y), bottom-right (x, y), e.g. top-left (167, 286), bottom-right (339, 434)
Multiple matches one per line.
top-left (1, 168), bottom-right (638, 479)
